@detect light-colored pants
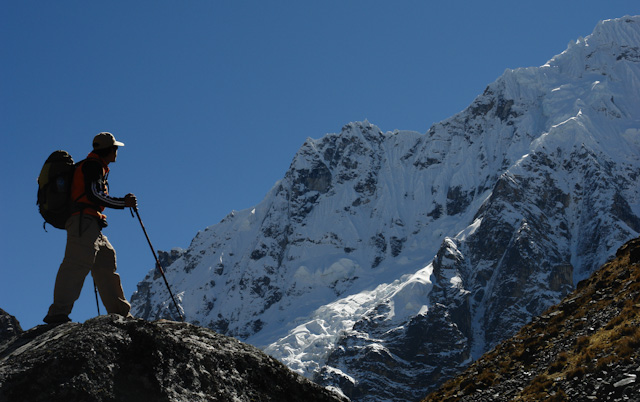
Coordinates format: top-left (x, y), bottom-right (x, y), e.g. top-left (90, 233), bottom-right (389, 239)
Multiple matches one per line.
top-left (46, 214), bottom-right (131, 318)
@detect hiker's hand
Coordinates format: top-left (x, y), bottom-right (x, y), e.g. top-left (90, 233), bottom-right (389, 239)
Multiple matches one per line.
top-left (124, 193), bottom-right (137, 208)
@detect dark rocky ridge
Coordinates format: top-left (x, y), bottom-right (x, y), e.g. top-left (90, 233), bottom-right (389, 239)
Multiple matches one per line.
top-left (0, 316), bottom-right (347, 402)
top-left (0, 310), bottom-right (22, 345)
top-left (422, 237), bottom-right (640, 401)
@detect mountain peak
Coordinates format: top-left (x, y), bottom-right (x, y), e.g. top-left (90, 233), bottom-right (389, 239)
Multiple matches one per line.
top-left (589, 15), bottom-right (639, 48)
top-left (131, 15), bottom-right (640, 402)
top-left (545, 15), bottom-right (640, 78)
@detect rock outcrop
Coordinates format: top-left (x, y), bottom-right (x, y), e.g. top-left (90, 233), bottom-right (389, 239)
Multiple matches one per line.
top-left (0, 315), bottom-right (347, 402)
top-left (0, 309), bottom-right (22, 345)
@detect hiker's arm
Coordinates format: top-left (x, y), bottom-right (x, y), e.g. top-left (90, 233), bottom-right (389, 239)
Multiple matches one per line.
top-left (83, 161), bottom-right (127, 209)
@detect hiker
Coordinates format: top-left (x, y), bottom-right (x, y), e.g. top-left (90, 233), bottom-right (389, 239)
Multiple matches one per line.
top-left (43, 132), bottom-right (137, 324)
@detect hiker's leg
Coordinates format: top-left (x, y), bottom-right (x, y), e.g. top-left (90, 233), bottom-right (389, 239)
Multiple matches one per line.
top-left (92, 233), bottom-right (131, 317)
top-left (45, 216), bottom-right (99, 320)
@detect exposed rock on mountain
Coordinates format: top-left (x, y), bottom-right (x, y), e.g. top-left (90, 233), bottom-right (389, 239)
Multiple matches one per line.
top-left (0, 309), bottom-right (22, 344)
top-left (131, 15), bottom-right (640, 401)
top-left (0, 315), bottom-right (347, 402)
top-left (422, 237), bottom-right (640, 402)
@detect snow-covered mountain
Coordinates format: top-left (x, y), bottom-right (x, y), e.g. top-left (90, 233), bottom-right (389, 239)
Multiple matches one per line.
top-left (131, 16), bottom-right (640, 402)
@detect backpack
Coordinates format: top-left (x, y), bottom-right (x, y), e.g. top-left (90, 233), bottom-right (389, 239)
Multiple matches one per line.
top-left (37, 150), bottom-right (77, 230)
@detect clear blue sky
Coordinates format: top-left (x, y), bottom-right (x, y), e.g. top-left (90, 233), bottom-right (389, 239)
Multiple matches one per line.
top-left (2, 1), bottom-right (638, 330)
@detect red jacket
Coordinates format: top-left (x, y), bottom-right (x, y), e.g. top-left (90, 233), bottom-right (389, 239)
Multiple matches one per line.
top-left (71, 152), bottom-right (126, 221)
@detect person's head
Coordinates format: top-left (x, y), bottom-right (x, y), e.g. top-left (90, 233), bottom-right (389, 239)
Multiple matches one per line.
top-left (92, 132), bottom-right (124, 163)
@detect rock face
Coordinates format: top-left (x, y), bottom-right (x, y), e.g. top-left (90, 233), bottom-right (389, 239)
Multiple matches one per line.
top-left (131, 16), bottom-right (640, 401)
top-left (0, 309), bottom-right (22, 344)
top-left (0, 316), bottom-right (347, 402)
top-left (423, 237), bottom-right (640, 402)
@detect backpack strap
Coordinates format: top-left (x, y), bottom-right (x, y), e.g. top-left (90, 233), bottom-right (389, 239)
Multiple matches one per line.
top-left (71, 157), bottom-right (106, 235)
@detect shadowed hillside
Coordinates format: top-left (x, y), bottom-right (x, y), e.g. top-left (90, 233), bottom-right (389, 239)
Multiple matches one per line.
top-left (423, 237), bottom-right (640, 401)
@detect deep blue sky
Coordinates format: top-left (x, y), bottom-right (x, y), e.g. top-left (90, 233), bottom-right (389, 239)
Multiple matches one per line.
top-left (2, 1), bottom-right (638, 330)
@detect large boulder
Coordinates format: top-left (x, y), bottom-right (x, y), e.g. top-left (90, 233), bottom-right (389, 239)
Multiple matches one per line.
top-left (0, 315), bottom-right (347, 402)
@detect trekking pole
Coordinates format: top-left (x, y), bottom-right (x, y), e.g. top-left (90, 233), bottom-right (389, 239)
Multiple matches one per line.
top-left (132, 206), bottom-right (184, 321)
top-left (93, 280), bottom-right (101, 315)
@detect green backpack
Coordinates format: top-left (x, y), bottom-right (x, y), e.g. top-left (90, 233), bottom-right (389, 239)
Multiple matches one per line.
top-left (37, 150), bottom-right (76, 230)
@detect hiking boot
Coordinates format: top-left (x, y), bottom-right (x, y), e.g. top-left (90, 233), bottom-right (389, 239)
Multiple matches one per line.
top-left (43, 314), bottom-right (71, 324)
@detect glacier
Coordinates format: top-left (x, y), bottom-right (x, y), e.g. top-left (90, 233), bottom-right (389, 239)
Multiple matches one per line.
top-left (131, 16), bottom-right (640, 401)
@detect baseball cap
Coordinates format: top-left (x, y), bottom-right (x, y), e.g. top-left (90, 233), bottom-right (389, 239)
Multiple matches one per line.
top-left (93, 132), bottom-right (125, 150)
